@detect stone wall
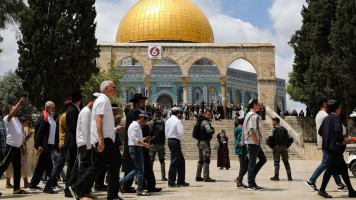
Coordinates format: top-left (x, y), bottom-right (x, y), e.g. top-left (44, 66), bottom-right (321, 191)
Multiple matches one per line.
top-left (282, 116), bottom-right (316, 143)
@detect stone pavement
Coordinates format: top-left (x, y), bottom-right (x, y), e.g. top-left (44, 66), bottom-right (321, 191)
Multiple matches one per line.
top-left (0, 159), bottom-right (354, 200)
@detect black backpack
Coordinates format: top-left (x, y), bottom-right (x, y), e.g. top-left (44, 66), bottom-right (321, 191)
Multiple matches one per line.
top-left (274, 126), bottom-right (290, 146)
top-left (193, 118), bottom-right (204, 140)
top-left (151, 119), bottom-right (165, 144)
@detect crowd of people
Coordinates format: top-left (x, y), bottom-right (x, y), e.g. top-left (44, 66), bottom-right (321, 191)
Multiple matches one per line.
top-left (0, 82), bottom-right (355, 199)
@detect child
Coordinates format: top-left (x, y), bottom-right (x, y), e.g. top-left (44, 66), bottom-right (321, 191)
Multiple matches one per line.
top-left (234, 117), bottom-right (248, 188)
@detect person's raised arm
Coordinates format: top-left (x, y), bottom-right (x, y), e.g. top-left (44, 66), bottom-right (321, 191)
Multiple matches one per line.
top-left (7, 97), bottom-right (26, 122)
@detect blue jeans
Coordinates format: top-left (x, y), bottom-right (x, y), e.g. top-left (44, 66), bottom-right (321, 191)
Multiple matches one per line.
top-left (51, 149), bottom-right (66, 179)
top-left (120, 146), bottom-right (144, 193)
top-left (309, 151), bottom-right (342, 185)
top-left (247, 144), bottom-right (267, 187)
top-left (44, 148), bottom-right (68, 190)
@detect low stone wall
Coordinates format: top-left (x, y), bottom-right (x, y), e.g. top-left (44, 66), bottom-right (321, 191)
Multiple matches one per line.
top-left (282, 116), bottom-right (316, 143)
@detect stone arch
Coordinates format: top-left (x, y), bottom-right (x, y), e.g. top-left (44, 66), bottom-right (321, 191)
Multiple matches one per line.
top-left (223, 57), bottom-right (259, 77)
top-left (150, 57), bottom-right (183, 78)
top-left (188, 57), bottom-right (223, 76)
top-left (115, 56), bottom-right (145, 70)
top-left (188, 58), bottom-right (220, 79)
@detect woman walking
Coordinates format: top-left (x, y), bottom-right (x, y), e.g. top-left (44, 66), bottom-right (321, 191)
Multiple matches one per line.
top-left (217, 130), bottom-right (230, 169)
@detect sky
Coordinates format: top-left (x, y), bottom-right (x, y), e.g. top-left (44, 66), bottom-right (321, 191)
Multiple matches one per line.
top-left (0, 0), bottom-right (307, 112)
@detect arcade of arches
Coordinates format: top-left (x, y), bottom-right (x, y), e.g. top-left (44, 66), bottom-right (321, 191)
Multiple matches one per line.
top-left (99, 43), bottom-right (284, 112)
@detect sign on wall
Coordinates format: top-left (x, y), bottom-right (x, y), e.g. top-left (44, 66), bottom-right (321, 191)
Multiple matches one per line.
top-left (148, 46), bottom-right (162, 59)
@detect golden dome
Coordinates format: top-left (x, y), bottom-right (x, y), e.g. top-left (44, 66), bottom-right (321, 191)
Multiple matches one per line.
top-left (116, 0), bottom-right (214, 43)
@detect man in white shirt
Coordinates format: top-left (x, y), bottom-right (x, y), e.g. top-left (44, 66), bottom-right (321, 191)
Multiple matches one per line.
top-left (0, 97), bottom-right (28, 195)
top-left (28, 101), bottom-right (56, 191)
top-left (120, 113), bottom-right (150, 196)
top-left (305, 96), bottom-right (345, 191)
top-left (241, 99), bottom-right (266, 191)
top-left (69, 81), bottom-right (124, 200)
top-left (165, 107), bottom-right (189, 187)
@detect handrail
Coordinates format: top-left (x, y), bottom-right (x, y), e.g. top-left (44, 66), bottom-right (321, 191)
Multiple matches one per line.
top-left (265, 106), bottom-right (304, 148)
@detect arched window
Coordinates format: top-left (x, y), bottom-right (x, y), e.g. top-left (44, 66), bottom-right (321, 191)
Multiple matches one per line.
top-left (177, 87), bottom-right (183, 104)
top-left (226, 88), bottom-right (231, 104)
top-left (208, 87), bottom-right (217, 104)
top-left (235, 90), bottom-right (241, 105)
top-left (126, 87), bottom-right (136, 103)
top-left (244, 91), bottom-right (251, 105)
top-left (193, 87), bottom-right (203, 104)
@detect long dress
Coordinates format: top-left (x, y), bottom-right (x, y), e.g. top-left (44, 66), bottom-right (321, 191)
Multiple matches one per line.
top-left (217, 133), bottom-right (230, 168)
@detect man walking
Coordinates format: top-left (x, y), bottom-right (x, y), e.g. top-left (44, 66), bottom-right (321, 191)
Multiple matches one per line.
top-left (305, 96), bottom-right (346, 191)
top-left (28, 101), bottom-right (56, 190)
top-left (120, 113), bottom-right (151, 196)
top-left (195, 110), bottom-right (215, 182)
top-left (242, 99), bottom-right (267, 191)
top-left (0, 98), bottom-right (29, 195)
top-left (317, 100), bottom-right (356, 198)
top-left (69, 81), bottom-right (123, 200)
top-left (122, 93), bottom-right (147, 193)
top-left (149, 110), bottom-right (167, 181)
top-left (269, 118), bottom-right (293, 181)
top-left (165, 107), bottom-right (189, 187)
top-left (44, 100), bottom-right (72, 194)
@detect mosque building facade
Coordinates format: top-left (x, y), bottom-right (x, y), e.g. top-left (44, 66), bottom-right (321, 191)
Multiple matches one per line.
top-left (113, 0), bottom-right (286, 113)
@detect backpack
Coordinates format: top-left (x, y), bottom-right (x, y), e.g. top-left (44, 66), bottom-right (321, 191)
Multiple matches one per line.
top-left (193, 118), bottom-right (204, 140)
top-left (151, 119), bottom-right (165, 144)
top-left (274, 126), bottom-right (290, 146)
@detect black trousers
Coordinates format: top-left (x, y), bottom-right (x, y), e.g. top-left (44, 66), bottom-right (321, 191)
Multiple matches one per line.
top-left (272, 145), bottom-right (291, 175)
top-left (0, 145), bottom-right (21, 190)
top-left (320, 151), bottom-right (355, 193)
top-left (30, 145), bottom-right (53, 187)
top-left (72, 138), bottom-right (120, 199)
top-left (237, 154), bottom-right (248, 183)
top-left (143, 147), bottom-right (156, 192)
top-left (168, 139), bottom-right (185, 185)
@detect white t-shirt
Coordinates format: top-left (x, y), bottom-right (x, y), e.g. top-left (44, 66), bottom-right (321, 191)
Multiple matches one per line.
top-left (316, 110), bottom-right (328, 149)
top-left (243, 112), bottom-right (263, 145)
top-left (91, 93), bottom-right (115, 145)
top-left (47, 114), bottom-right (56, 145)
top-left (128, 121), bottom-right (143, 146)
top-left (3, 116), bottom-right (24, 148)
top-left (76, 106), bottom-right (92, 149)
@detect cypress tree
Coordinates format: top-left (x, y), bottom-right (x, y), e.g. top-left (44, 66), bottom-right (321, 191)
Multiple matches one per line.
top-left (17, 0), bottom-right (99, 111)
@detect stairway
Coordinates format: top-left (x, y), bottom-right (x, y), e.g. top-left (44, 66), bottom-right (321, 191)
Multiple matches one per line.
top-left (160, 119), bottom-right (303, 160)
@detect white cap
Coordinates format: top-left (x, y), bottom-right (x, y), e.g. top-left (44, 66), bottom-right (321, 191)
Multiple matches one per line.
top-left (171, 107), bottom-right (179, 111)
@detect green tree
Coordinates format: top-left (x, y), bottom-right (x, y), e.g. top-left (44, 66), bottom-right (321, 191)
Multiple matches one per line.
top-left (329, 0), bottom-right (356, 133)
top-left (0, 0), bottom-right (25, 52)
top-left (288, 0), bottom-right (337, 115)
top-left (16, 0), bottom-right (99, 112)
top-left (0, 70), bottom-right (36, 127)
top-left (81, 61), bottom-right (125, 108)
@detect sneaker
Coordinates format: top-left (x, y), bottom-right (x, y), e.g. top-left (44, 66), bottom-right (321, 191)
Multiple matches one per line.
top-left (40, 180), bottom-right (47, 185)
top-left (305, 181), bottom-right (318, 191)
top-left (26, 185), bottom-right (42, 190)
top-left (177, 182), bottom-right (189, 187)
top-left (318, 191), bottom-right (332, 198)
top-left (255, 186), bottom-right (264, 191)
top-left (247, 186), bottom-right (255, 191)
top-left (43, 188), bottom-right (58, 194)
top-left (337, 184), bottom-right (348, 192)
top-left (204, 178), bottom-right (216, 182)
top-left (270, 176), bottom-right (279, 181)
top-left (52, 185), bottom-right (64, 190)
top-left (195, 177), bottom-right (204, 182)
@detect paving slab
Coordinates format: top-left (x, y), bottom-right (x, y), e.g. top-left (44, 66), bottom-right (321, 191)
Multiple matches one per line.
top-left (0, 159), bottom-right (354, 199)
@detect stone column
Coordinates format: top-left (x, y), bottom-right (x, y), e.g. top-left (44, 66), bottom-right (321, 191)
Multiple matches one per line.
top-left (219, 76), bottom-right (228, 119)
top-left (143, 75), bottom-right (152, 105)
top-left (180, 76), bottom-right (190, 105)
top-left (257, 78), bottom-right (277, 111)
